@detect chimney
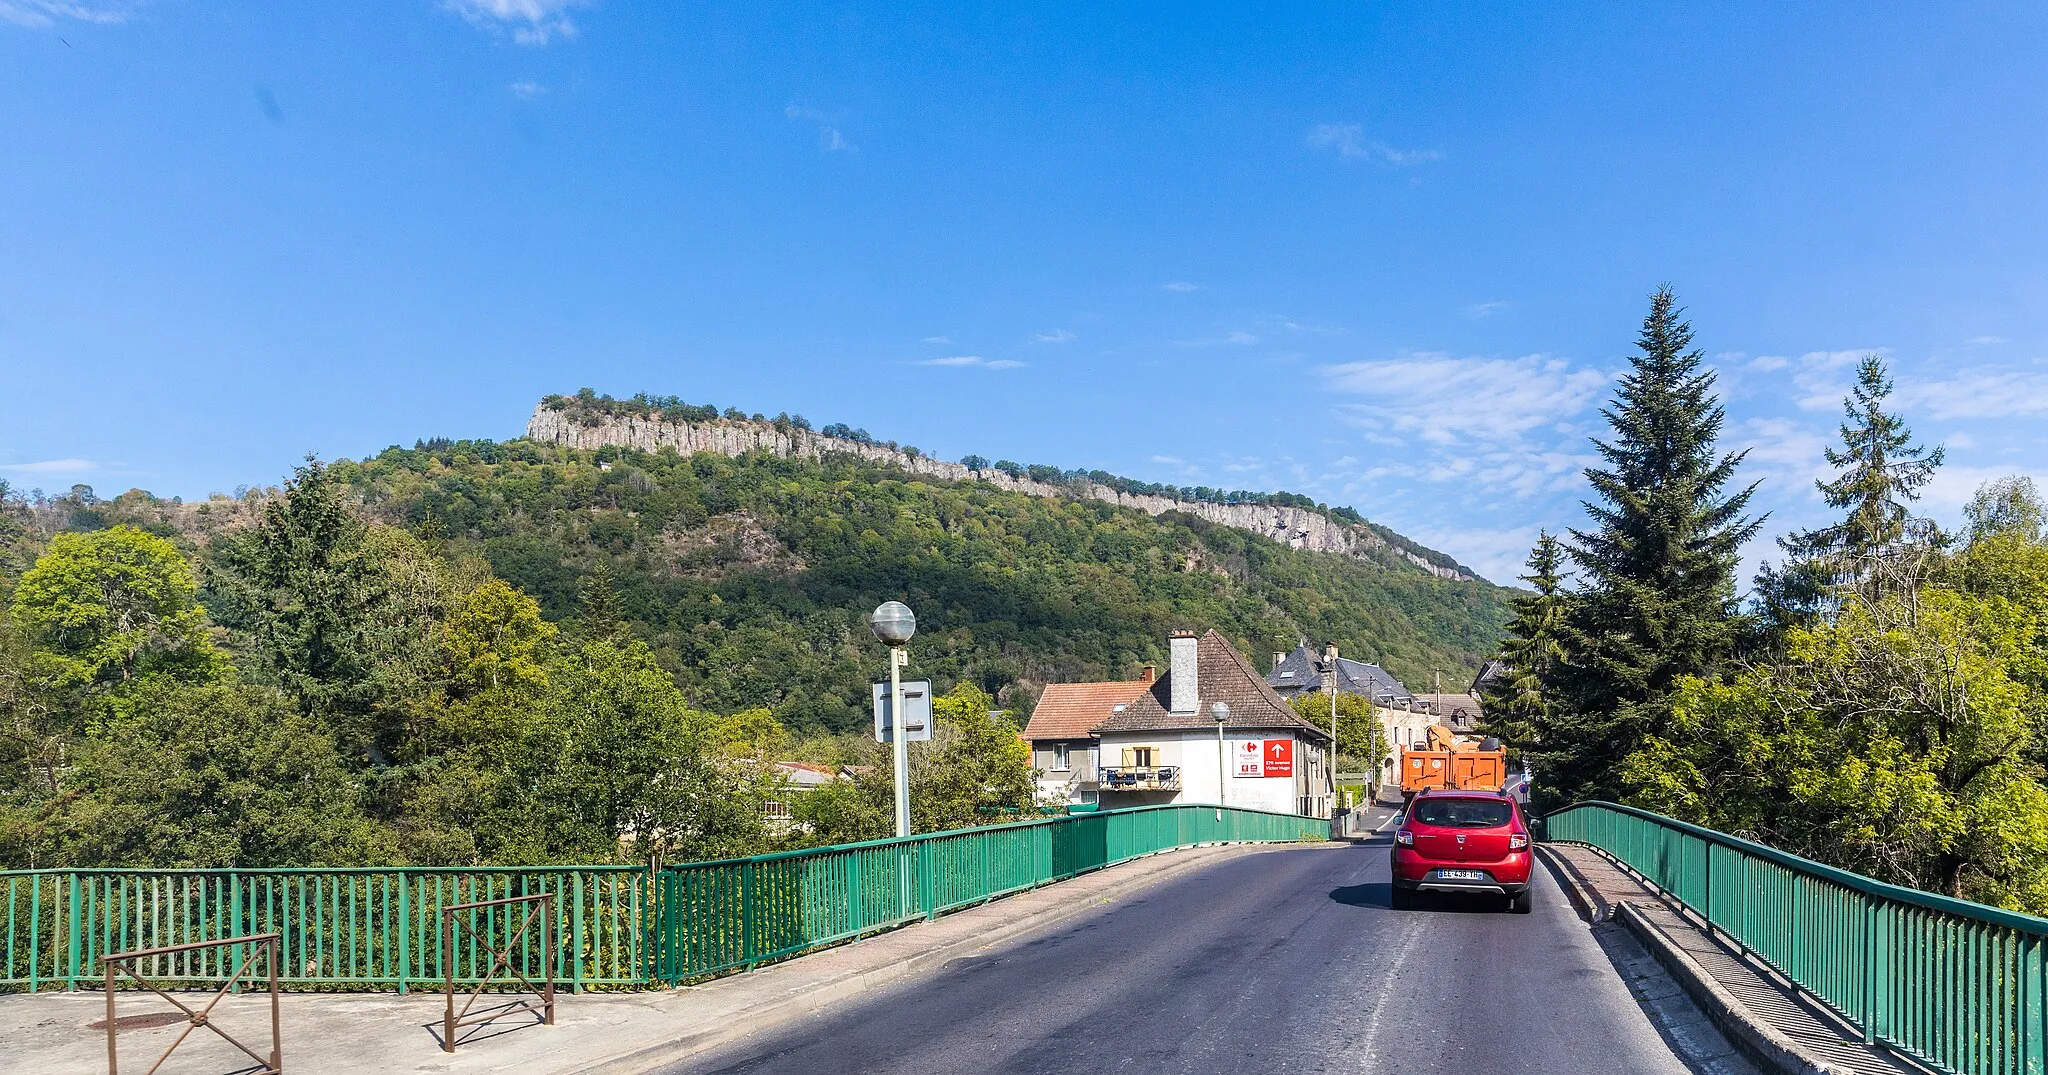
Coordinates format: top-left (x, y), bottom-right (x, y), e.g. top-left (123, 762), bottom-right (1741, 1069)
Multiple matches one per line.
top-left (1169, 631), bottom-right (1199, 714)
top-left (1273, 652), bottom-right (1287, 673)
top-left (1138, 663), bottom-right (1156, 686)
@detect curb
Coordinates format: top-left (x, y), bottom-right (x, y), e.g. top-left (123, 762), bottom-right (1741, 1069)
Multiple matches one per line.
top-left (1534, 845), bottom-right (1605, 923)
top-left (565, 842), bottom-right (1294, 1075)
top-left (1614, 903), bottom-right (1855, 1075)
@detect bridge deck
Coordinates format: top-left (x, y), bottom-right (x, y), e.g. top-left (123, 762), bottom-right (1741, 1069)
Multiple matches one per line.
top-left (1546, 843), bottom-right (1926, 1075)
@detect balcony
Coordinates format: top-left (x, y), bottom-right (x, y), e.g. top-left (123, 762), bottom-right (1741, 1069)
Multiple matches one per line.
top-left (1098, 765), bottom-right (1180, 791)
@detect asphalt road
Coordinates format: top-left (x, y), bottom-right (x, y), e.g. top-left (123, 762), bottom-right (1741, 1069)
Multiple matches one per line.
top-left (660, 831), bottom-right (1696, 1075)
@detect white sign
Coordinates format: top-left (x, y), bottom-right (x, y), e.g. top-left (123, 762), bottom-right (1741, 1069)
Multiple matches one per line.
top-left (1233, 738), bottom-right (1265, 778)
top-left (872, 680), bottom-right (933, 743)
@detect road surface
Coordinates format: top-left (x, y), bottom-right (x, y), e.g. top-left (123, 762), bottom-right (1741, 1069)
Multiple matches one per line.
top-left (661, 830), bottom-right (1698, 1075)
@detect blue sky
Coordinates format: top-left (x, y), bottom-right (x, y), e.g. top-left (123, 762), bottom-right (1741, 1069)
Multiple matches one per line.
top-left (5, 3), bottom-right (2047, 584)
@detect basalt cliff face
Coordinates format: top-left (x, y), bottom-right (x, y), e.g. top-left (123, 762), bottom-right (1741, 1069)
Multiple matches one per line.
top-left (524, 404), bottom-right (1474, 582)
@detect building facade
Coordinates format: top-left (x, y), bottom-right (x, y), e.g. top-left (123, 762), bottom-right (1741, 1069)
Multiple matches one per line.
top-left (1020, 669), bottom-right (1156, 807)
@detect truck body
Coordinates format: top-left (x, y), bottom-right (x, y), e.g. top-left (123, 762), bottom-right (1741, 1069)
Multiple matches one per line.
top-left (1399, 725), bottom-right (1507, 795)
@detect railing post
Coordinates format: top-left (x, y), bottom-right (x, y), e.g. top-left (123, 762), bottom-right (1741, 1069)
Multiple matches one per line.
top-left (397, 874), bottom-right (410, 994)
top-left (66, 872), bottom-right (80, 991)
top-left (1861, 895), bottom-right (1876, 1044)
top-left (919, 839), bottom-right (936, 921)
top-left (740, 860), bottom-right (756, 970)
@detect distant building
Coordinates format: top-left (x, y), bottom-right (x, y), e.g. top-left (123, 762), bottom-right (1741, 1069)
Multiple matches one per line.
top-left (762, 761), bottom-right (850, 830)
top-left (1416, 694), bottom-right (1486, 734)
top-left (1020, 668), bottom-right (1157, 807)
top-left (1093, 630), bottom-right (1334, 818)
top-left (1265, 644), bottom-right (1415, 708)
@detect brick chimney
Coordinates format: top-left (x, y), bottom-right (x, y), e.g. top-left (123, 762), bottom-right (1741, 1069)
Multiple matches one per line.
top-left (1169, 630), bottom-right (1199, 714)
top-left (1138, 663), bottom-right (1157, 686)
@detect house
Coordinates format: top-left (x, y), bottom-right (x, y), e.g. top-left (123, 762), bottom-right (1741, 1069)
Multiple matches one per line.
top-left (1416, 693), bottom-right (1486, 735)
top-left (1020, 667), bottom-right (1156, 806)
top-left (1092, 630), bottom-right (1335, 818)
top-left (1265, 643), bottom-right (1415, 707)
top-left (762, 761), bottom-right (849, 829)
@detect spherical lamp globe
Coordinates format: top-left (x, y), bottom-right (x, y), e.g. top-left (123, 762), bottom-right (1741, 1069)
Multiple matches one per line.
top-left (1210, 701), bottom-right (1230, 724)
top-left (868, 601), bottom-right (917, 647)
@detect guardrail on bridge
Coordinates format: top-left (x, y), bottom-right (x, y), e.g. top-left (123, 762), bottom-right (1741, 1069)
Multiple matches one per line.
top-left (1546, 800), bottom-right (2048, 1075)
top-left (3, 803), bottom-right (1323, 993)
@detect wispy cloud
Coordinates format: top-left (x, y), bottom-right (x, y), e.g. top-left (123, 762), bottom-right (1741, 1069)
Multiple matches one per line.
top-left (1768, 349), bottom-right (1875, 411)
top-left (818, 127), bottom-right (854, 152)
top-left (1306, 123), bottom-right (1442, 166)
top-left (785, 104), bottom-right (855, 152)
top-left (1159, 281), bottom-right (1199, 293)
top-left (0, 458), bottom-right (99, 474)
top-left (921, 335), bottom-right (952, 345)
top-left (1462, 300), bottom-right (1510, 319)
top-left (1967, 335), bottom-right (2006, 346)
top-left (1905, 367), bottom-right (2048, 420)
top-left (445, 0), bottom-right (586, 45)
top-left (1323, 353), bottom-right (1610, 447)
top-left (0, 0), bottom-right (139, 27)
top-left (507, 80), bottom-right (545, 99)
top-left (1176, 330), bottom-right (1259, 347)
top-left (1033, 329), bottom-right (1076, 343)
top-left (917, 356), bottom-right (1025, 370)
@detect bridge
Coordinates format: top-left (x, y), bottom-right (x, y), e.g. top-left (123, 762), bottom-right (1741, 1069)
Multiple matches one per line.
top-left (1, 803), bottom-right (2039, 1074)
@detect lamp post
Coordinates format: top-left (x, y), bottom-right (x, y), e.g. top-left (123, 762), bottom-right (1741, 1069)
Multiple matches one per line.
top-left (868, 601), bottom-right (917, 839)
top-left (1210, 701), bottom-right (1230, 822)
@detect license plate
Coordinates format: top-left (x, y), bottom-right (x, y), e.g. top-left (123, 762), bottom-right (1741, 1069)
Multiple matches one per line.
top-left (1436, 869), bottom-right (1486, 881)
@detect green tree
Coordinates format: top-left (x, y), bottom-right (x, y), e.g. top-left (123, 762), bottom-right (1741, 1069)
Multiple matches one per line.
top-left (1289, 691), bottom-right (1384, 772)
top-left (1759, 355), bottom-right (1943, 633)
top-left (1543, 288), bottom-right (1762, 804)
top-left (49, 679), bottom-right (388, 868)
top-left (9, 526), bottom-right (219, 689)
top-left (1484, 532), bottom-right (1566, 751)
top-left (912, 682), bottom-right (1036, 831)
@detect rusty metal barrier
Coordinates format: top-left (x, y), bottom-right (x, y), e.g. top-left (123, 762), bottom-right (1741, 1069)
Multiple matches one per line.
top-left (440, 893), bottom-right (555, 1053)
top-left (101, 933), bottom-right (281, 1075)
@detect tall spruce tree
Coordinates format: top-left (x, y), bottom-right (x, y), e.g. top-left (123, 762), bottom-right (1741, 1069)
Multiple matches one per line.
top-left (1759, 355), bottom-right (1942, 631)
top-left (1539, 288), bottom-right (1762, 803)
top-left (1485, 531), bottom-right (1566, 751)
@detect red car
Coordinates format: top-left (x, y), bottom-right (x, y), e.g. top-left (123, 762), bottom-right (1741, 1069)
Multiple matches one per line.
top-left (1390, 789), bottom-right (1534, 913)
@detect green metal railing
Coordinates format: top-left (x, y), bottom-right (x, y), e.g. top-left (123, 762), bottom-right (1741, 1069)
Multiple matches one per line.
top-left (1547, 801), bottom-right (2048, 1075)
top-left (1, 868), bottom-right (644, 993)
top-left (653, 803), bottom-right (1325, 982)
top-left (3, 803), bottom-right (1322, 993)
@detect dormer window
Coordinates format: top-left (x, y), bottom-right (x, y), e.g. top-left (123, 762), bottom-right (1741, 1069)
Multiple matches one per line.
top-left (1279, 670), bottom-right (1293, 679)
top-left (1111, 703), bottom-right (1127, 712)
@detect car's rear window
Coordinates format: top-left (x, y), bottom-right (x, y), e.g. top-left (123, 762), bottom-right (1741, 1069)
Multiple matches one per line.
top-left (1412, 798), bottom-right (1513, 828)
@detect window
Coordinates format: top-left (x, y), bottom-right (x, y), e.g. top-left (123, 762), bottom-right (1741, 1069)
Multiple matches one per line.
top-left (1121, 746), bottom-right (1156, 767)
top-left (762, 800), bottom-right (792, 821)
top-left (1052, 743), bottom-right (1070, 771)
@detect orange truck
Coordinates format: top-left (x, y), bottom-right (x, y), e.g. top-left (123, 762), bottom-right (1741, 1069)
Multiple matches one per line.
top-left (1399, 724), bottom-right (1508, 797)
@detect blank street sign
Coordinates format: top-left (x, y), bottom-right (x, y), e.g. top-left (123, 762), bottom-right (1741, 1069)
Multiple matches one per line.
top-left (873, 680), bottom-right (933, 743)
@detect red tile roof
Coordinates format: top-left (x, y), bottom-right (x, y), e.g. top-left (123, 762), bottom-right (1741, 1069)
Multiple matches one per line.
top-left (1023, 680), bottom-right (1154, 740)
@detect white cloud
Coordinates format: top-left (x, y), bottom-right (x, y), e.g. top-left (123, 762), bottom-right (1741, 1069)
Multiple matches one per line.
top-left (445, 0), bottom-right (585, 45)
top-left (917, 356), bottom-right (1024, 370)
top-left (1395, 522), bottom-right (1548, 587)
top-left (921, 335), bottom-right (952, 344)
top-left (818, 126), bottom-right (854, 152)
top-left (507, 80), bottom-right (545, 99)
top-left (1033, 330), bottom-right (1076, 343)
top-left (1176, 330), bottom-right (1259, 347)
top-left (1159, 281), bottom-right (1199, 292)
top-left (1967, 335), bottom-right (2006, 346)
top-left (1920, 464), bottom-right (2046, 521)
top-left (1462, 301), bottom-right (1510, 319)
top-left (784, 104), bottom-right (834, 122)
top-left (1904, 367), bottom-right (2048, 420)
top-left (1149, 455), bottom-right (1185, 465)
top-left (1754, 349), bottom-right (1874, 411)
top-left (1732, 416), bottom-right (1832, 496)
top-left (0, 457), bottom-right (99, 474)
top-left (1322, 352), bottom-right (1610, 447)
top-left (1306, 123), bottom-right (1441, 165)
top-left (0, 0), bottom-right (138, 27)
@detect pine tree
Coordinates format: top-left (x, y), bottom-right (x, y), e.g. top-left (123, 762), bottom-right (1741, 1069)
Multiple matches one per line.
top-left (1761, 355), bottom-right (1942, 628)
top-left (1541, 288), bottom-right (1762, 803)
top-left (577, 561), bottom-right (624, 639)
top-left (1485, 532), bottom-right (1566, 751)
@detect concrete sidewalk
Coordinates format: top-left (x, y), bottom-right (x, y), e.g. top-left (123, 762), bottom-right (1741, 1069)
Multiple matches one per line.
top-left (0, 843), bottom-right (1315, 1075)
top-left (1543, 843), bottom-right (1922, 1075)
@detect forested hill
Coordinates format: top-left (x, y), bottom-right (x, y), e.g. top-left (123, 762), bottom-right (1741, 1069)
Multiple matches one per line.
top-left (24, 422), bottom-right (1514, 737)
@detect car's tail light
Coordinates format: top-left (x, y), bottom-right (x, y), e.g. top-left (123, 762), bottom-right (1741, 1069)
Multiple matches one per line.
top-left (1509, 833), bottom-right (1529, 850)
top-left (1396, 829), bottom-right (1413, 846)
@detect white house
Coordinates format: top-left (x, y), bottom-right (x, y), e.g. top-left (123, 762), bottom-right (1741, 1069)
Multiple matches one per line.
top-left (1091, 630), bottom-right (1334, 819)
top-left (1020, 669), bottom-right (1156, 807)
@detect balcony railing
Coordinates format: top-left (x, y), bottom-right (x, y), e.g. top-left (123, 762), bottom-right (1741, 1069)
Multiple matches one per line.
top-left (1098, 766), bottom-right (1180, 791)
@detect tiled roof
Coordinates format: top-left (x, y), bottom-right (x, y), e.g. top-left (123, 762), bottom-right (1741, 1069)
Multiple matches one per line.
top-left (1023, 680), bottom-right (1153, 740)
top-left (1094, 631), bottom-right (1331, 741)
top-left (1264, 644), bottom-right (1413, 703)
top-left (1418, 693), bottom-right (1485, 730)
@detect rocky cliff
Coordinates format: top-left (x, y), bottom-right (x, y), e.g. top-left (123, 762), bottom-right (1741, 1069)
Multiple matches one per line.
top-left (524, 404), bottom-right (1475, 581)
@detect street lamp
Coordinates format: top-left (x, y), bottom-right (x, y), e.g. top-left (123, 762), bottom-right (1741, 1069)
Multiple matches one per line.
top-left (868, 602), bottom-right (917, 839)
top-left (1210, 701), bottom-right (1230, 822)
